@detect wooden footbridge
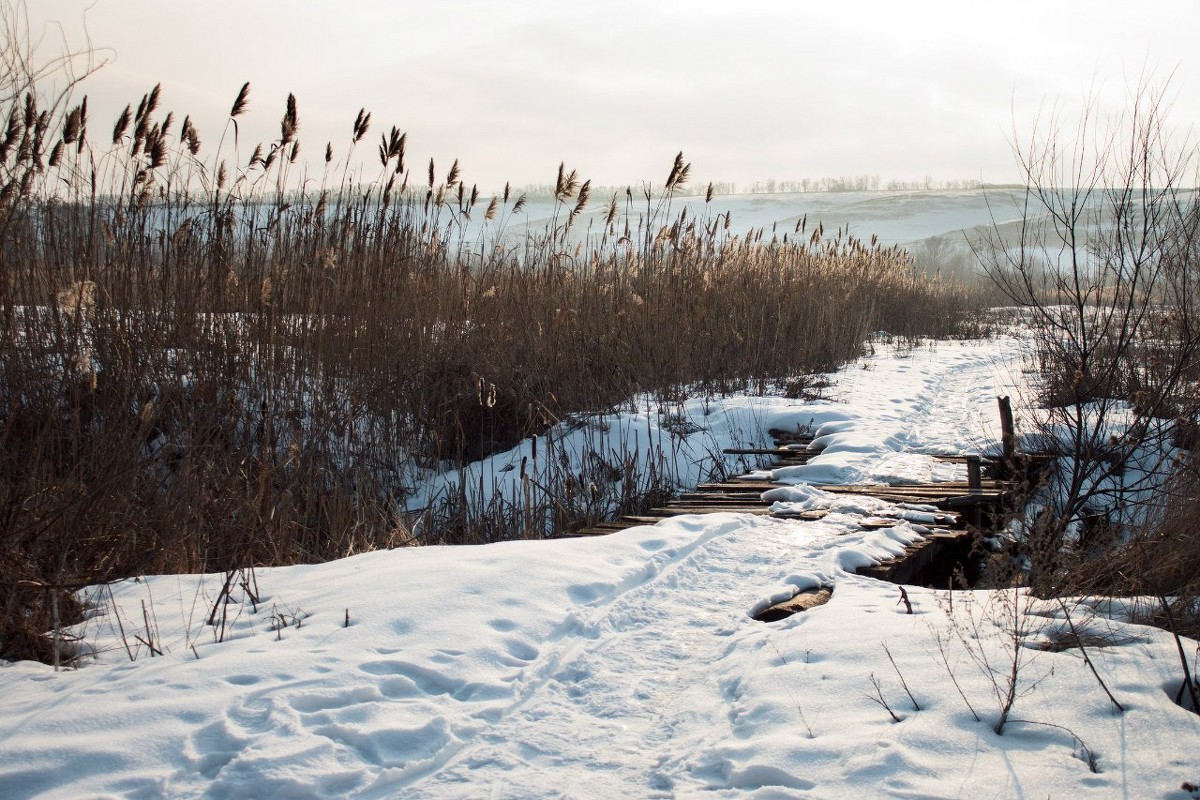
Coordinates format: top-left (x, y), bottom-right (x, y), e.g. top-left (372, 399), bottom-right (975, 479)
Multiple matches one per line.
top-left (566, 402), bottom-right (1042, 586)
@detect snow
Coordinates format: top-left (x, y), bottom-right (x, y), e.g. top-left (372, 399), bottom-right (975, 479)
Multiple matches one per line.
top-left (505, 188), bottom-right (1028, 249)
top-left (3, 330), bottom-right (1199, 799)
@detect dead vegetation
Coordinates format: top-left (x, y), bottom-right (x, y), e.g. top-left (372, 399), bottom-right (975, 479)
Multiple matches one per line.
top-left (0, 5), bottom-right (987, 662)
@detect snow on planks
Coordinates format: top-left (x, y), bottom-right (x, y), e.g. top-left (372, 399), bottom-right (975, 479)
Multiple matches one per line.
top-left (563, 428), bottom-right (1030, 585)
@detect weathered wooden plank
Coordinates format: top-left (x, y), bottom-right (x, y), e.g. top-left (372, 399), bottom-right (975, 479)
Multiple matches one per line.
top-left (859, 538), bottom-right (940, 584)
top-left (857, 516), bottom-right (959, 530)
top-left (677, 492), bottom-right (766, 501)
top-left (925, 530), bottom-right (970, 540)
top-left (561, 526), bottom-right (629, 537)
top-left (753, 586), bottom-right (833, 621)
top-left (933, 454), bottom-right (1001, 464)
top-left (696, 481), bottom-right (782, 491)
top-left (664, 502), bottom-right (770, 509)
top-left (646, 506), bottom-right (773, 516)
top-left (770, 509), bottom-right (830, 521)
top-left (819, 482), bottom-right (1008, 492)
top-left (822, 489), bottom-right (1003, 502)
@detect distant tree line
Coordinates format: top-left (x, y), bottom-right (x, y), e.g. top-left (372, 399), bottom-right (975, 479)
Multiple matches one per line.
top-left (511, 175), bottom-right (987, 201)
top-left (734, 175), bottom-right (985, 194)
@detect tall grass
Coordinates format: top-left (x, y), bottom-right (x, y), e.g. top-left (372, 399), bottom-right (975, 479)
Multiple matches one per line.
top-left (0, 67), bottom-right (985, 661)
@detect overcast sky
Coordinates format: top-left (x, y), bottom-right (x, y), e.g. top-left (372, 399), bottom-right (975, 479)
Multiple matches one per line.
top-left (23, 1), bottom-right (1200, 192)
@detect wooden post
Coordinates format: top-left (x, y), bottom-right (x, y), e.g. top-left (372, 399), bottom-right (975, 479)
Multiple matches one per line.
top-left (966, 455), bottom-right (982, 492)
top-left (997, 396), bottom-right (1016, 460)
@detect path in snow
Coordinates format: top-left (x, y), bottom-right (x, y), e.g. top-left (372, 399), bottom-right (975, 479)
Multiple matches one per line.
top-left (408, 516), bottom-right (830, 797)
top-left (168, 516), bottom-right (843, 798)
top-left (750, 335), bottom-right (1027, 489)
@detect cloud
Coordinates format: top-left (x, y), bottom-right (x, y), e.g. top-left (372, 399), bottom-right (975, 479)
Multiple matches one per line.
top-left (23, 0), bottom-right (1200, 189)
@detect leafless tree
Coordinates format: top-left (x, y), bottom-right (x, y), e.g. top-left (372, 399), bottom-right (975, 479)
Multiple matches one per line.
top-left (978, 79), bottom-right (1200, 593)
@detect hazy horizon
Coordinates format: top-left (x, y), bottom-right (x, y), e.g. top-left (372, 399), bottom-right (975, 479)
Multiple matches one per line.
top-left (22, 1), bottom-right (1200, 193)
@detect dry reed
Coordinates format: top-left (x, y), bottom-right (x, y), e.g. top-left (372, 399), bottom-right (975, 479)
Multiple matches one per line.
top-left (0, 65), bottom-right (986, 661)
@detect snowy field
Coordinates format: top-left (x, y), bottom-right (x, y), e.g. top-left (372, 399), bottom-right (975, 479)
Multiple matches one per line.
top-left (441, 188), bottom-right (1029, 277)
top-left (3, 331), bottom-right (1199, 799)
top-left (525, 188), bottom-right (1028, 247)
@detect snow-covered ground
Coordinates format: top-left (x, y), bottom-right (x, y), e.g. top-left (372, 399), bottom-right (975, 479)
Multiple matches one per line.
top-left (436, 188), bottom-right (1029, 285)
top-left (3, 331), bottom-right (1198, 799)
top-left (506, 189), bottom-right (1027, 248)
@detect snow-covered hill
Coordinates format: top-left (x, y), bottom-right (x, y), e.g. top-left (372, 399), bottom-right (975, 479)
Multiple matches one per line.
top-left (519, 188), bottom-right (1026, 247)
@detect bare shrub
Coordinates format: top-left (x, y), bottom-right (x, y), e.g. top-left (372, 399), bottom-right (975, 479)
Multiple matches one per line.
top-left (979, 78), bottom-right (1200, 594)
top-left (1060, 449), bottom-right (1200, 638)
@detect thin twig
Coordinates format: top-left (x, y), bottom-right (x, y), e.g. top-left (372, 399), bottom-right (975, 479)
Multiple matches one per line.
top-left (1160, 596), bottom-right (1200, 711)
top-left (108, 584), bottom-right (135, 662)
top-left (140, 599), bottom-right (161, 656)
top-left (1056, 598), bottom-right (1124, 713)
top-left (866, 673), bottom-right (902, 723)
top-left (882, 642), bottom-right (921, 711)
top-left (1007, 718), bottom-right (1100, 773)
top-left (933, 628), bottom-right (981, 721)
top-left (50, 587), bottom-right (61, 672)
